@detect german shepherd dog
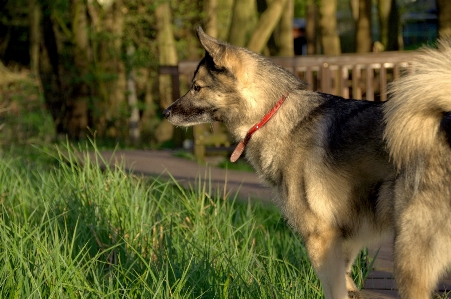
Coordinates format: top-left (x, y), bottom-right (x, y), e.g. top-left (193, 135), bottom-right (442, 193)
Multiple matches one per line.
top-left (163, 27), bottom-right (451, 299)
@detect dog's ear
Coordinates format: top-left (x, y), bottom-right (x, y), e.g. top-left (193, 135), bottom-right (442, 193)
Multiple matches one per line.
top-left (196, 27), bottom-right (228, 68)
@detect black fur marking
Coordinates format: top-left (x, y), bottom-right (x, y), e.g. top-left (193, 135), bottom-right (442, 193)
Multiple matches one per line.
top-left (315, 94), bottom-right (385, 159)
top-left (202, 52), bottom-right (235, 79)
top-left (440, 112), bottom-right (451, 147)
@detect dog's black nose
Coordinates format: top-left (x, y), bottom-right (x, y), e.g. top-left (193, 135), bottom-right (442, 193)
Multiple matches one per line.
top-left (163, 108), bottom-right (171, 119)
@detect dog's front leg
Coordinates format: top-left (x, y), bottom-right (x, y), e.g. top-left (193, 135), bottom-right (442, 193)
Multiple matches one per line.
top-left (283, 180), bottom-right (351, 299)
top-left (304, 226), bottom-right (349, 299)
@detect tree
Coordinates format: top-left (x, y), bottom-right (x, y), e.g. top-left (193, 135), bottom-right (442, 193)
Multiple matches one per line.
top-left (68, 0), bottom-right (90, 139)
top-left (87, 0), bottom-right (127, 138)
top-left (319, 0), bottom-right (341, 55)
top-left (306, 0), bottom-right (318, 55)
top-left (437, 0), bottom-right (451, 38)
top-left (247, 0), bottom-right (289, 53)
top-left (29, 0), bottom-right (41, 77)
top-left (378, 0), bottom-right (400, 51)
top-left (277, 0), bottom-right (294, 56)
top-left (154, 2), bottom-right (178, 144)
top-left (352, 0), bottom-right (372, 53)
top-left (228, 0), bottom-right (257, 47)
top-left (204, 0), bottom-right (218, 38)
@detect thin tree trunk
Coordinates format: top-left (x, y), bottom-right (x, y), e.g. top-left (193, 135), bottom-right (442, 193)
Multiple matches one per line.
top-left (107, 0), bottom-right (125, 134)
top-left (437, 0), bottom-right (451, 39)
top-left (247, 0), bottom-right (288, 53)
top-left (87, 0), bottom-right (126, 138)
top-left (29, 0), bottom-right (41, 77)
top-left (204, 0), bottom-right (217, 38)
top-left (69, 0), bottom-right (90, 139)
top-left (228, 0), bottom-right (256, 47)
top-left (306, 0), bottom-right (317, 55)
top-left (278, 0), bottom-right (294, 56)
top-left (155, 2), bottom-right (178, 144)
top-left (126, 44), bottom-right (140, 145)
top-left (216, 0), bottom-right (234, 41)
top-left (319, 0), bottom-right (341, 55)
top-left (378, 0), bottom-right (399, 51)
top-left (355, 0), bottom-right (372, 53)
top-left (140, 68), bottom-right (157, 142)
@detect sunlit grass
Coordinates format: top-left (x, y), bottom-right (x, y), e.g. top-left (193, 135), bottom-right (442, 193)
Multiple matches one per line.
top-left (0, 142), bottom-right (374, 298)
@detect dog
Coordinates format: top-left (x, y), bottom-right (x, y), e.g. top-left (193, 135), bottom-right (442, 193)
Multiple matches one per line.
top-left (163, 27), bottom-right (451, 299)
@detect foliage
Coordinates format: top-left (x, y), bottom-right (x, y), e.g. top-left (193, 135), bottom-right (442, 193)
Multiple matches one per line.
top-left (0, 72), bottom-right (55, 146)
top-left (0, 143), bottom-right (376, 298)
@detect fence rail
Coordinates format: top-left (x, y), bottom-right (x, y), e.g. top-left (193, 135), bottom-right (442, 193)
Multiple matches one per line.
top-left (160, 51), bottom-right (419, 160)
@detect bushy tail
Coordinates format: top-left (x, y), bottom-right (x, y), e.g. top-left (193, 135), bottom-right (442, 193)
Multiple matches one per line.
top-left (384, 39), bottom-right (451, 170)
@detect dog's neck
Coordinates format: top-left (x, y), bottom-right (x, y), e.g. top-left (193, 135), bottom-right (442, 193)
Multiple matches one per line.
top-left (230, 92), bottom-right (289, 162)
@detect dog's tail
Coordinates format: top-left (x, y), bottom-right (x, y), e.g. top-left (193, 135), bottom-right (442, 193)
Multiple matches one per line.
top-left (384, 39), bottom-right (451, 170)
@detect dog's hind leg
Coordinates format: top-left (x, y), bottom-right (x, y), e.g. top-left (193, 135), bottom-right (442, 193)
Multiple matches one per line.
top-left (304, 228), bottom-right (349, 299)
top-left (394, 200), bottom-right (451, 299)
top-left (394, 232), bottom-right (444, 299)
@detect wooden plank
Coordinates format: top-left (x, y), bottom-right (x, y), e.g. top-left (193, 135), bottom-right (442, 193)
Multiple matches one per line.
top-left (158, 65), bottom-right (178, 75)
top-left (364, 278), bottom-right (396, 290)
top-left (352, 65), bottom-right (362, 99)
top-left (366, 66), bottom-right (374, 101)
top-left (306, 67), bottom-right (314, 90)
top-left (360, 289), bottom-right (398, 299)
top-left (380, 65), bottom-right (387, 101)
top-left (321, 63), bottom-right (330, 93)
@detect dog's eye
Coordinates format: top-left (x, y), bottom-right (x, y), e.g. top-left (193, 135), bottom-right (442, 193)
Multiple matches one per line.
top-left (193, 85), bottom-right (201, 92)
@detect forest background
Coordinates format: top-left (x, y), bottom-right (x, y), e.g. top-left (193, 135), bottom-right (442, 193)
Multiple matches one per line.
top-left (0, 0), bottom-right (450, 149)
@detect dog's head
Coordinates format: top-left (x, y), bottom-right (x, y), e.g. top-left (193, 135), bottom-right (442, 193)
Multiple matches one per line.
top-left (163, 27), bottom-right (302, 137)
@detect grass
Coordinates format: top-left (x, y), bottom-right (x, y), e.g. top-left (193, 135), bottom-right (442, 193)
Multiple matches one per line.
top-left (0, 143), bottom-right (375, 298)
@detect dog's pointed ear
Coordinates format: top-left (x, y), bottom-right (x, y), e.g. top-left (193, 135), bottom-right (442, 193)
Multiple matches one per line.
top-left (196, 27), bottom-right (228, 68)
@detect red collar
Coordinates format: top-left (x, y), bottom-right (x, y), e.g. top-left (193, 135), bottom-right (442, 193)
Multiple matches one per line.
top-left (230, 92), bottom-right (289, 162)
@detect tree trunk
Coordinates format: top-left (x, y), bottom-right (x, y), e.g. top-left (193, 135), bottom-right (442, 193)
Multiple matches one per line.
top-left (278, 0), bottom-right (294, 56)
top-left (204, 0), bottom-right (217, 38)
top-left (355, 0), bottom-right (372, 53)
top-left (247, 0), bottom-right (288, 53)
top-left (318, 0), bottom-right (341, 55)
top-left (140, 68), bottom-right (157, 143)
top-left (378, 0), bottom-right (400, 51)
top-left (155, 2), bottom-right (178, 144)
top-left (216, 0), bottom-right (234, 41)
top-left (126, 44), bottom-right (140, 145)
top-left (86, 0), bottom-right (126, 138)
top-left (228, 0), bottom-right (256, 47)
top-left (437, 0), bottom-right (451, 39)
top-left (69, 0), bottom-right (90, 139)
top-left (29, 0), bottom-right (41, 77)
top-left (306, 0), bottom-right (317, 55)
top-left (105, 0), bottom-right (125, 137)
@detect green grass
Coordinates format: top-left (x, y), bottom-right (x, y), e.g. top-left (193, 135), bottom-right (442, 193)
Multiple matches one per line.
top-left (0, 143), bottom-right (374, 298)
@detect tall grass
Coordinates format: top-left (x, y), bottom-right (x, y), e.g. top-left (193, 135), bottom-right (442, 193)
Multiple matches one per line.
top-left (0, 144), bottom-right (372, 298)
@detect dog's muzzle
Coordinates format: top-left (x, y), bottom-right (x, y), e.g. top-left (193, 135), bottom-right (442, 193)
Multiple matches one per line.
top-left (162, 108), bottom-right (171, 119)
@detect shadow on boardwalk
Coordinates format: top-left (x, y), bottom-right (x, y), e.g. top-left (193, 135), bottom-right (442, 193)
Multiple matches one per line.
top-left (97, 149), bottom-right (451, 299)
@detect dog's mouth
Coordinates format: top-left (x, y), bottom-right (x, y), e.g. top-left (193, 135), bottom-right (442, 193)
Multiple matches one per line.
top-left (163, 105), bottom-right (219, 127)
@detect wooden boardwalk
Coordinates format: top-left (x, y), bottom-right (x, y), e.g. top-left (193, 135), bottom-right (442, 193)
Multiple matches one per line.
top-left (362, 240), bottom-right (451, 298)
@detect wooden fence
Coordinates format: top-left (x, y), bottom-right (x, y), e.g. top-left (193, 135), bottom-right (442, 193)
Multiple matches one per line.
top-left (160, 51), bottom-right (418, 160)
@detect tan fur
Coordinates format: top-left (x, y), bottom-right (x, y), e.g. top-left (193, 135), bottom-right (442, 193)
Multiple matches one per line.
top-left (384, 39), bottom-right (451, 299)
top-left (384, 39), bottom-right (451, 169)
top-left (164, 28), bottom-right (451, 299)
